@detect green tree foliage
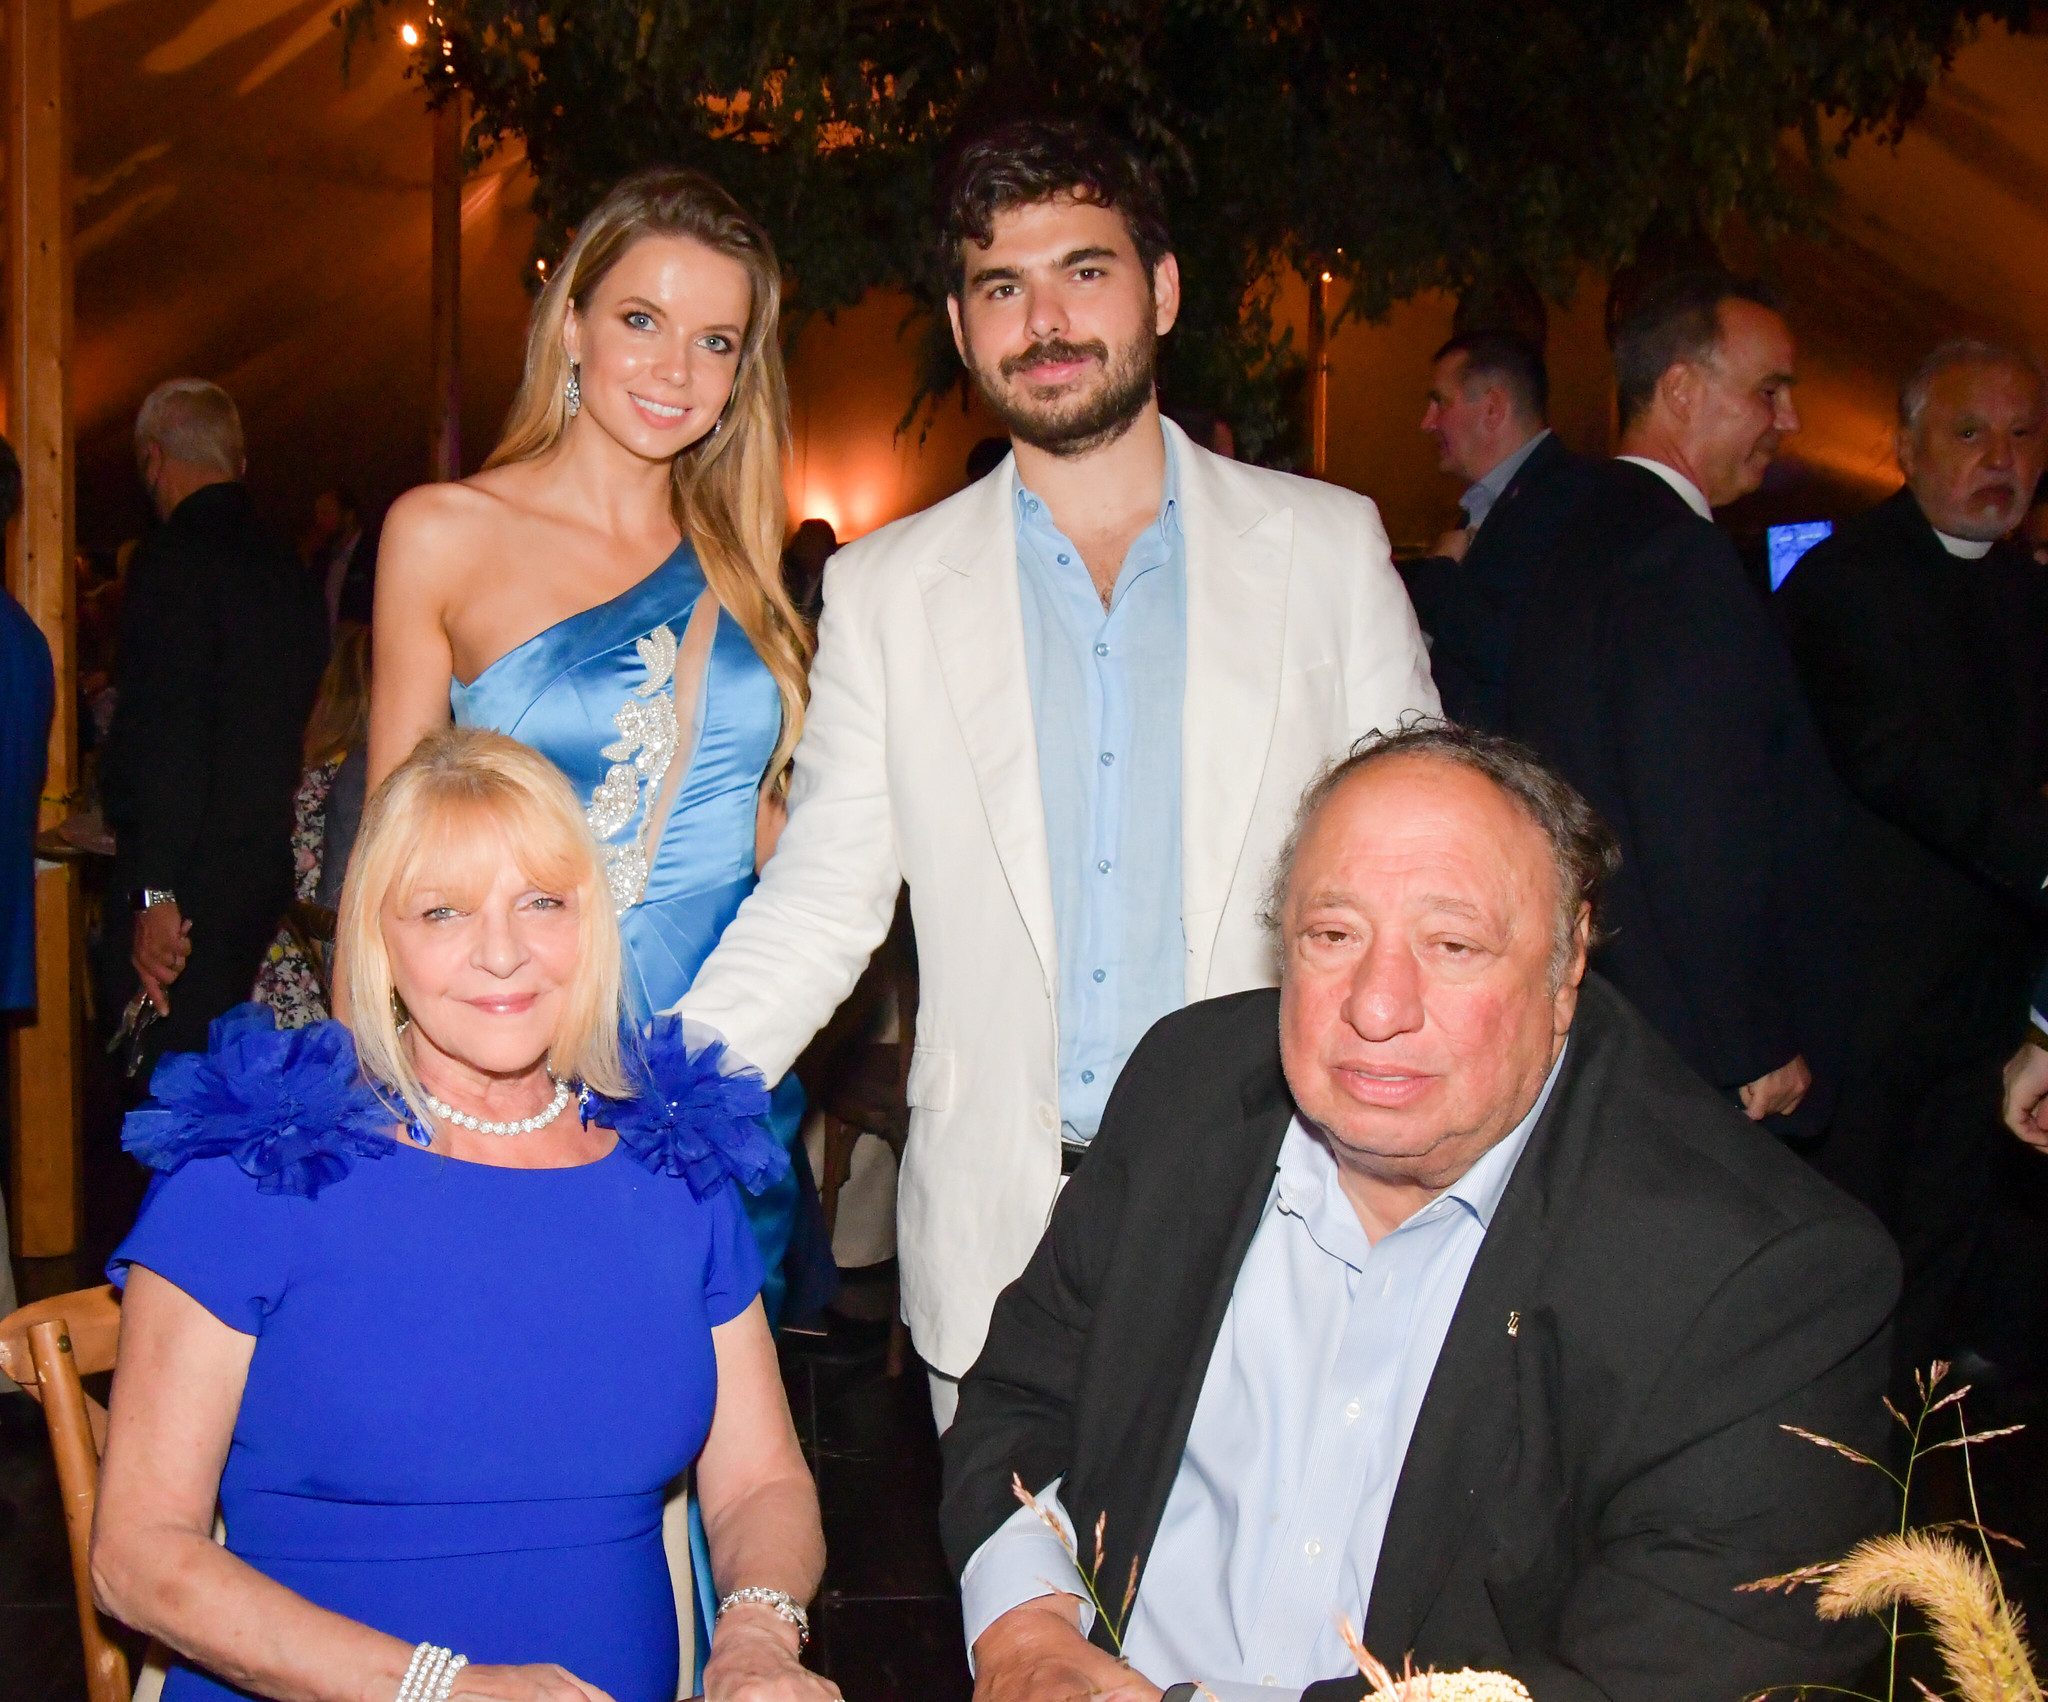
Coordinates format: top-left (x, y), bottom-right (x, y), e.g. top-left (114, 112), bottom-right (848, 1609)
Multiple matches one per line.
top-left (348, 0), bottom-right (2029, 463)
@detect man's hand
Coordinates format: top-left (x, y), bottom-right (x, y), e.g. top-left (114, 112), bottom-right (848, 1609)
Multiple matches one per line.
top-left (132, 903), bottom-right (192, 1014)
top-left (1739, 1053), bottom-right (1811, 1121)
top-left (1430, 527), bottom-right (1474, 562)
top-left (2004, 1039), bottom-right (2048, 1152)
top-left (972, 1596), bottom-right (1161, 1702)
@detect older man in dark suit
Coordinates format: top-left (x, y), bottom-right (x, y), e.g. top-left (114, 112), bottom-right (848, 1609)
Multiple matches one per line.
top-left (100, 379), bottom-right (328, 1074)
top-left (1401, 332), bottom-right (1592, 731)
top-left (945, 725), bottom-right (1895, 1702)
top-left (1777, 340), bottom-right (2048, 1378)
top-left (1504, 272), bottom-right (1848, 1139)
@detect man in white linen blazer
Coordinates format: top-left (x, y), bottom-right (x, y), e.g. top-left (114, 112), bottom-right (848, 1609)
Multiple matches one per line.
top-left (678, 119), bottom-right (1438, 1407)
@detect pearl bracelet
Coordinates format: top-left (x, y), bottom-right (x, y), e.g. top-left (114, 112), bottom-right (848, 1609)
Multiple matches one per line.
top-left (395, 1643), bottom-right (468, 1702)
top-left (716, 1586), bottom-right (810, 1649)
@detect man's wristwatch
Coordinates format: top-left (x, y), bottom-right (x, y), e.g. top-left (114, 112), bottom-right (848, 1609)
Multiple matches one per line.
top-left (129, 888), bottom-right (177, 913)
top-left (1161, 1687), bottom-right (1200, 1702)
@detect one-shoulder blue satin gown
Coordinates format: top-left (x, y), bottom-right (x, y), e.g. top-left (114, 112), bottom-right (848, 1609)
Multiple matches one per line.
top-left (451, 543), bottom-right (806, 1315)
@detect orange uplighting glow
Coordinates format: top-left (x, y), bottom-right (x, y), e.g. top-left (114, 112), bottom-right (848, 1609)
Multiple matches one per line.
top-left (400, 21), bottom-right (420, 44)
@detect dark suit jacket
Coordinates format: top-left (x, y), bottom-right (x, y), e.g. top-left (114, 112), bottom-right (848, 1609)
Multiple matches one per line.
top-left (1775, 487), bottom-right (2048, 1049)
top-left (1401, 432), bottom-right (1595, 731)
top-left (942, 980), bottom-right (1897, 1701)
top-left (102, 482), bottom-right (329, 916)
top-left (1504, 460), bottom-right (1849, 1121)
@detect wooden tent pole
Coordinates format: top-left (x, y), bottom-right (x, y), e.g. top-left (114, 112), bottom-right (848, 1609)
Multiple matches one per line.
top-left (429, 95), bottom-right (462, 482)
top-left (1306, 269), bottom-right (1330, 479)
top-left (6, 0), bottom-right (84, 1258)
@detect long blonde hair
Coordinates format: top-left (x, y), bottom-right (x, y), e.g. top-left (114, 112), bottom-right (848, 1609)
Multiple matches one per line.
top-left (303, 622), bottom-right (372, 768)
top-left (488, 168), bottom-right (810, 782)
top-left (338, 727), bottom-right (630, 1133)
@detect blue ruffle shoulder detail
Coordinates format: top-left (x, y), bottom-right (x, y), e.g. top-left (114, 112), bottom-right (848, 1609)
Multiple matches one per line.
top-left (122, 1002), bottom-right (396, 1199)
top-left (592, 1015), bottom-right (791, 1200)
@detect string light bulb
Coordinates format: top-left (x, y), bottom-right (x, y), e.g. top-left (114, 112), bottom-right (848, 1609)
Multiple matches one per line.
top-left (400, 21), bottom-right (419, 44)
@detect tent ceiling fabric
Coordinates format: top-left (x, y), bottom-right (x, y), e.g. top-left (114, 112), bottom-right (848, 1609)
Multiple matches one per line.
top-left (73, 0), bottom-right (536, 549)
top-left (67, 8), bottom-right (2048, 551)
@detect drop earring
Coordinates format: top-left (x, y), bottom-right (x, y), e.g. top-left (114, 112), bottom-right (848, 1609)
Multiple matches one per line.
top-left (390, 988), bottom-right (412, 1034)
top-left (564, 361), bottom-right (582, 417)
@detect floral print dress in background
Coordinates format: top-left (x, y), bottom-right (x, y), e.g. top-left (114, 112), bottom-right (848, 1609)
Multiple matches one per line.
top-left (251, 756), bottom-right (340, 1028)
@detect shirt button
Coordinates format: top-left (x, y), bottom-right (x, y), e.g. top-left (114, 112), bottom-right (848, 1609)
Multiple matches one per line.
top-left (1262, 1679), bottom-right (1278, 1689)
top-left (1344, 1399), bottom-right (1362, 1422)
top-left (1037, 1103), bottom-right (1056, 1131)
top-left (1097, 859), bottom-right (1111, 873)
top-left (1092, 969), bottom-right (1105, 983)
top-left (1058, 553), bottom-right (1070, 564)
top-left (1100, 751), bottom-right (1115, 766)
top-left (1081, 1070), bottom-right (1095, 1084)
top-left (1094, 642), bottom-right (1109, 657)
top-left (1304, 1539), bottom-right (1322, 1558)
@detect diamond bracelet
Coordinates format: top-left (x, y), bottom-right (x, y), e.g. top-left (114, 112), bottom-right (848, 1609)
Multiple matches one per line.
top-left (716, 1586), bottom-right (811, 1649)
top-left (395, 1642), bottom-right (468, 1702)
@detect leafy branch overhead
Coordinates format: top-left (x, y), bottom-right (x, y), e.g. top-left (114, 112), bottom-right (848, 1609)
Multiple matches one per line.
top-left (345, 0), bottom-right (2031, 463)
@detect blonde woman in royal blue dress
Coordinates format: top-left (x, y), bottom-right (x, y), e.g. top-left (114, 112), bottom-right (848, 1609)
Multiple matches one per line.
top-left (367, 169), bottom-right (819, 1685)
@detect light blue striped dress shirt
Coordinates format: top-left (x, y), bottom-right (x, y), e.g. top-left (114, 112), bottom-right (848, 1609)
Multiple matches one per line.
top-left (960, 1046), bottom-right (1565, 1700)
top-left (1014, 438), bottom-right (1187, 1144)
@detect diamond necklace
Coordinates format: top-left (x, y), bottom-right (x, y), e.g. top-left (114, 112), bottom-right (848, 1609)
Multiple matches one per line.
top-left (420, 1075), bottom-right (573, 1137)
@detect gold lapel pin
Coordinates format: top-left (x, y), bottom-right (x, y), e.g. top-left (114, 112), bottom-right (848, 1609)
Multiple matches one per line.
top-left (1506, 1311), bottom-right (1520, 1337)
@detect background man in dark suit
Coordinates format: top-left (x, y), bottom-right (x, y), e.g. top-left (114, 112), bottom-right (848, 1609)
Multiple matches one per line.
top-left (1777, 340), bottom-right (2048, 1380)
top-left (945, 725), bottom-right (1895, 1702)
top-left (1505, 272), bottom-right (1847, 1137)
top-left (100, 379), bottom-right (328, 1074)
top-left (1401, 332), bottom-right (1592, 730)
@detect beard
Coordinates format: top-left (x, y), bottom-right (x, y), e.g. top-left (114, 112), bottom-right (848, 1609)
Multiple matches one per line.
top-left (968, 326), bottom-right (1158, 458)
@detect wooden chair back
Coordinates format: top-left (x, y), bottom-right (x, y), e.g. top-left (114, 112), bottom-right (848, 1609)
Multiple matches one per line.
top-left (0, 1284), bottom-right (132, 1702)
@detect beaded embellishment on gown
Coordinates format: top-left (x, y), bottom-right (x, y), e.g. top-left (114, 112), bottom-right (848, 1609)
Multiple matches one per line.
top-left (588, 623), bottom-right (682, 911)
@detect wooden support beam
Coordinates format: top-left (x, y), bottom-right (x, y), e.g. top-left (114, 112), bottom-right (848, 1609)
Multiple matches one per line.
top-left (429, 95), bottom-right (462, 482)
top-left (1306, 269), bottom-right (1330, 479)
top-left (5, 0), bottom-right (83, 1260)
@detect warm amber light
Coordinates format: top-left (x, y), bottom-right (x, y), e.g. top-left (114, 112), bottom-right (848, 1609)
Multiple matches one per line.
top-left (399, 22), bottom-right (420, 45)
top-left (1320, 270), bottom-right (1332, 282)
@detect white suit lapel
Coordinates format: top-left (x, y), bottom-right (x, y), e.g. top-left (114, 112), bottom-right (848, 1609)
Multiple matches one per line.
top-left (1175, 421), bottom-right (1294, 995)
top-left (918, 468), bottom-right (1058, 992)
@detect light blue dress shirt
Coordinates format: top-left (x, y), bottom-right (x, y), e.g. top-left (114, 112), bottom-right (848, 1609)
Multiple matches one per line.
top-left (1459, 427), bottom-right (1551, 532)
top-left (960, 1046), bottom-right (1566, 1701)
top-left (1015, 439), bottom-right (1187, 1144)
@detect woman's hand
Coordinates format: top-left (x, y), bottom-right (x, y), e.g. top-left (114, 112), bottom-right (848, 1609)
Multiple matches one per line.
top-left (703, 1610), bottom-right (842, 1702)
top-left (449, 1664), bottom-right (618, 1702)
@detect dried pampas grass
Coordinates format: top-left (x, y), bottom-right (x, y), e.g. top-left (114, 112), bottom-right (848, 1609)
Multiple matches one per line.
top-left (1812, 1531), bottom-right (2041, 1702)
top-left (1337, 1618), bottom-right (1534, 1701)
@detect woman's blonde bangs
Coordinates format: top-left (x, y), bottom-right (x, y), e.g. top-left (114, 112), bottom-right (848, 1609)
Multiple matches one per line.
top-left (338, 728), bottom-right (630, 1129)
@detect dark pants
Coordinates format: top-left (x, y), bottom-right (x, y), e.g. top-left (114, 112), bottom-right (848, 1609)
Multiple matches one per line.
top-left (1814, 950), bottom-right (2034, 1383)
top-left (100, 845), bottom-right (291, 1092)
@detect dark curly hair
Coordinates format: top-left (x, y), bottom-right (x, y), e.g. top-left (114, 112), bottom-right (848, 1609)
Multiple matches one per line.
top-left (938, 117), bottom-right (1172, 297)
top-left (1262, 719), bottom-right (1622, 985)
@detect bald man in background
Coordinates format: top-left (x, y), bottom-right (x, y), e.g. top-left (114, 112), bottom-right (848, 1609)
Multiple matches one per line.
top-left (1778, 340), bottom-right (2048, 1385)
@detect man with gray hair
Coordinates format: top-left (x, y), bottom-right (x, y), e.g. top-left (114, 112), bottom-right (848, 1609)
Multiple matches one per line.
top-left (100, 379), bottom-right (327, 1077)
top-left (944, 723), bottom-right (1895, 1702)
top-left (1777, 338), bottom-right (2048, 1384)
